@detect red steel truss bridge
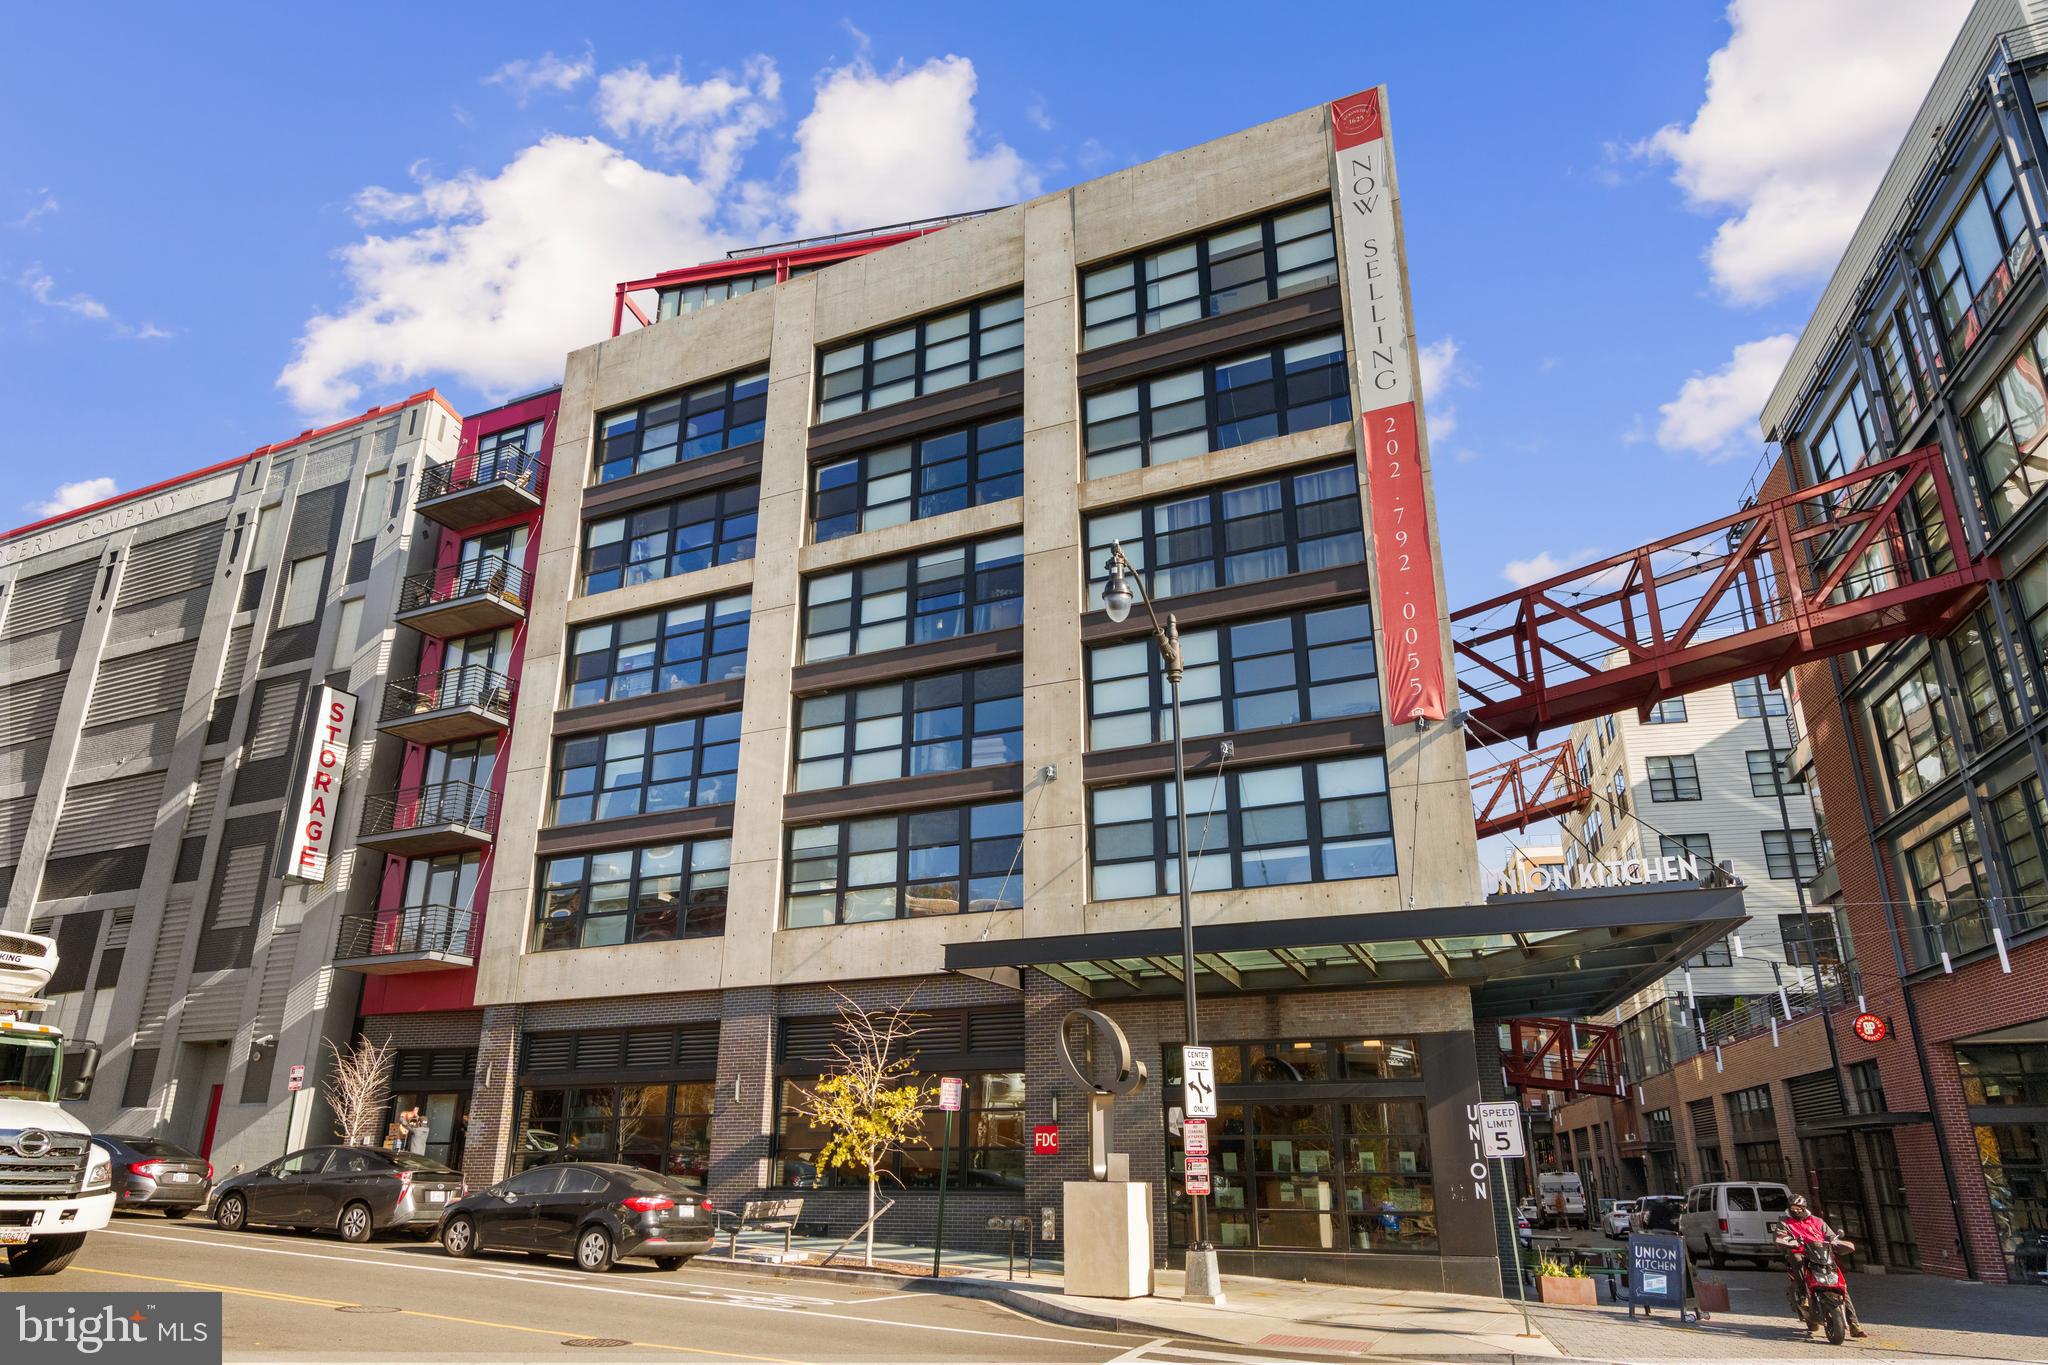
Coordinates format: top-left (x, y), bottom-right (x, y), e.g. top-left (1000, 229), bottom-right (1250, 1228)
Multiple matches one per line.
top-left (1462, 445), bottom-right (1997, 837)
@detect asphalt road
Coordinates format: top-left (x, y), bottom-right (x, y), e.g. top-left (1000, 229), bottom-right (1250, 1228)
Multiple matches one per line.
top-left (0, 1215), bottom-right (1311, 1364)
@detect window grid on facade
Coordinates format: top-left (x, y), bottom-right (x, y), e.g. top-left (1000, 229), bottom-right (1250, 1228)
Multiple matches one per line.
top-left (1929, 156), bottom-right (2031, 356)
top-left (536, 840), bottom-right (732, 950)
top-left (811, 417), bottom-right (1024, 542)
top-left (784, 800), bottom-right (1024, 926)
top-left (1085, 463), bottom-right (1365, 610)
top-left (818, 294), bottom-right (1024, 421)
top-left (596, 373), bottom-right (768, 484)
top-left (794, 663), bottom-right (1023, 791)
top-left (1646, 755), bottom-right (1701, 802)
top-left (1809, 381), bottom-right (1879, 485)
top-left (1874, 307), bottom-right (1930, 426)
top-left (1087, 603), bottom-right (1378, 749)
top-left (1082, 334), bottom-right (1351, 479)
top-left (1963, 320), bottom-right (2048, 528)
top-left (1761, 828), bottom-right (1822, 881)
top-left (1081, 200), bottom-right (1339, 349)
top-left (516, 1083), bottom-right (714, 1185)
top-left (1907, 816), bottom-right (1989, 963)
top-left (657, 271), bottom-right (771, 320)
top-left (1745, 750), bottom-right (1803, 798)
top-left (581, 484), bottom-right (759, 594)
top-left (1644, 698), bottom-right (1688, 724)
top-left (800, 534), bottom-right (1023, 661)
top-left (1951, 607), bottom-right (2021, 749)
top-left (775, 1070), bottom-right (1024, 1190)
top-left (1872, 656), bottom-right (1953, 806)
top-left (1089, 753), bottom-right (1394, 900)
top-left (551, 712), bottom-right (743, 824)
top-left (1732, 677), bottom-right (1788, 717)
top-left (566, 594), bottom-right (751, 707)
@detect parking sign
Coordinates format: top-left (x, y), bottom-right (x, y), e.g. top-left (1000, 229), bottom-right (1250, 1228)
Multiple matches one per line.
top-left (940, 1077), bottom-right (964, 1112)
top-left (1183, 1118), bottom-right (1208, 1157)
top-left (1184, 1156), bottom-right (1211, 1195)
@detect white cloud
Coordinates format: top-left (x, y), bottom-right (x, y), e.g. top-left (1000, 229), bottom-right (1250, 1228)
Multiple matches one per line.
top-left (484, 48), bottom-right (594, 102)
top-left (1502, 547), bottom-right (1600, 589)
top-left (1025, 98), bottom-right (1053, 133)
top-left (788, 56), bottom-right (1037, 234)
top-left (29, 477), bottom-right (119, 518)
top-left (1655, 333), bottom-right (1797, 459)
top-left (277, 137), bottom-right (734, 415)
top-left (596, 58), bottom-right (781, 184)
top-left (21, 266), bottom-right (109, 320)
top-left (13, 192), bottom-right (58, 228)
top-left (1418, 336), bottom-right (1469, 445)
top-left (1638, 0), bottom-right (1972, 304)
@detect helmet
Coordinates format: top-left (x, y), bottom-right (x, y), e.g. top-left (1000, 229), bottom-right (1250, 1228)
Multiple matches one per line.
top-left (1788, 1194), bottom-right (1811, 1213)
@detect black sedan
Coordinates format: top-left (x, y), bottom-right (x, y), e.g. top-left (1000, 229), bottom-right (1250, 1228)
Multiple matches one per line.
top-left (210, 1146), bottom-right (464, 1242)
top-left (93, 1134), bottom-right (212, 1217)
top-left (438, 1162), bottom-right (714, 1272)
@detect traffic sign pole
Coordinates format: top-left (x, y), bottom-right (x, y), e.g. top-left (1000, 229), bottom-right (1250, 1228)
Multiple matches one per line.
top-left (1501, 1157), bottom-right (1533, 1338)
top-left (933, 1078), bottom-right (962, 1278)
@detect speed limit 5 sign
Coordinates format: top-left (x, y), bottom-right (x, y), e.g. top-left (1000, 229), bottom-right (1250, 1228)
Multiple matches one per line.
top-left (1476, 1101), bottom-right (1524, 1159)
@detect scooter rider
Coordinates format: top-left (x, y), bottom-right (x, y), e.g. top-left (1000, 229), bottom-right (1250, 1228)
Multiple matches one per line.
top-left (1779, 1195), bottom-right (1868, 1339)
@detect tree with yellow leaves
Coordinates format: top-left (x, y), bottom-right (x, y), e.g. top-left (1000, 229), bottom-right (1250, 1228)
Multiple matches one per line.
top-left (794, 990), bottom-right (934, 1267)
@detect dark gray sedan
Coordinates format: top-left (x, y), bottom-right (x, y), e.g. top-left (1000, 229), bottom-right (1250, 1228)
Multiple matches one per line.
top-left (209, 1146), bottom-right (464, 1242)
top-left (93, 1133), bottom-right (212, 1217)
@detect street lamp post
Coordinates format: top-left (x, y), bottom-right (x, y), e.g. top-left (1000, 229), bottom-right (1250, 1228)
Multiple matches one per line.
top-left (1101, 542), bottom-right (1224, 1306)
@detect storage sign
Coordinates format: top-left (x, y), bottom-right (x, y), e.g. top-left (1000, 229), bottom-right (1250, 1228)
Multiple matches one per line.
top-left (286, 687), bottom-right (357, 882)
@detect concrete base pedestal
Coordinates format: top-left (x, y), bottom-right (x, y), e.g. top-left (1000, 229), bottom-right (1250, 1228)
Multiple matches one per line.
top-left (1062, 1181), bottom-right (1154, 1299)
top-left (1182, 1245), bottom-right (1225, 1305)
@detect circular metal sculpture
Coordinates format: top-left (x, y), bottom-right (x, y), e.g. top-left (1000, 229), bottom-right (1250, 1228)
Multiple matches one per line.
top-left (1057, 1008), bottom-right (1146, 1181)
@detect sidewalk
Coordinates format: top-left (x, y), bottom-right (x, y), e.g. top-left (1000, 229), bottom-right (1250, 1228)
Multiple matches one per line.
top-left (705, 1232), bottom-right (1561, 1359)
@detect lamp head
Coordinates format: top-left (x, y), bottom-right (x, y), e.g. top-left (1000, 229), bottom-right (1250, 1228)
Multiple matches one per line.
top-left (1102, 556), bottom-right (1134, 623)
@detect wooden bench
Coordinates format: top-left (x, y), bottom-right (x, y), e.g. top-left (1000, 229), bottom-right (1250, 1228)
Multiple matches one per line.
top-left (726, 1198), bottom-right (805, 1256)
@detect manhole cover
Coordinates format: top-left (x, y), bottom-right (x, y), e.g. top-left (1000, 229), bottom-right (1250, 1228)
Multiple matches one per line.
top-left (562, 1339), bottom-right (631, 1349)
top-left (335, 1306), bottom-right (401, 1315)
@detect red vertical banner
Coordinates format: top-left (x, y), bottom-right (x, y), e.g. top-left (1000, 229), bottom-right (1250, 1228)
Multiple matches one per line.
top-left (1362, 402), bottom-right (1446, 723)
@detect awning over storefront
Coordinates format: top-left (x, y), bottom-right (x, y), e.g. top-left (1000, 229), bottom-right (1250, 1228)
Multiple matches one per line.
top-left (946, 882), bottom-right (1747, 1019)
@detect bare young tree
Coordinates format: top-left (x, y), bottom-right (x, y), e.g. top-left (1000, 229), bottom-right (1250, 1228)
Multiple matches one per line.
top-left (793, 990), bottom-right (934, 1267)
top-left (323, 1034), bottom-right (397, 1145)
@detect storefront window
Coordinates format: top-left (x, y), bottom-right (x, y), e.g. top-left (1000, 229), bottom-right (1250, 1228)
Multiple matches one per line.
top-left (516, 1082), bottom-right (715, 1188)
top-left (771, 1070), bottom-right (1025, 1190)
top-left (1960, 1042), bottom-right (2048, 1282)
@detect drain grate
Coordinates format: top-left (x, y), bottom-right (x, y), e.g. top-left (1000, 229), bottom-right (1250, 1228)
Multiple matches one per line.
top-left (335, 1306), bottom-right (402, 1315)
top-left (562, 1339), bottom-right (632, 1349)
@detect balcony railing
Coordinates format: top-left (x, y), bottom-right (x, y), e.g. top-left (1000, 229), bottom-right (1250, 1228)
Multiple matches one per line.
top-left (381, 665), bottom-right (515, 724)
top-left (359, 780), bottom-right (498, 845)
top-left (399, 556), bottom-right (527, 615)
top-left (419, 447), bottom-right (544, 504)
top-left (335, 905), bottom-right (480, 966)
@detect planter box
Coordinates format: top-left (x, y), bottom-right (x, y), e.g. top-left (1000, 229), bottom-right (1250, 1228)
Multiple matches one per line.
top-left (1538, 1275), bottom-right (1598, 1306)
top-left (1696, 1280), bottom-right (1730, 1313)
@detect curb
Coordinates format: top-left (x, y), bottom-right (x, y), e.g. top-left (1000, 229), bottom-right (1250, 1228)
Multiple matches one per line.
top-left (696, 1253), bottom-right (1234, 1342)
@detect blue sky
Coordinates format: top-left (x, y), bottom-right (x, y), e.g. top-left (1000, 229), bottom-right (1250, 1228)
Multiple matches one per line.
top-left (4, 0), bottom-right (1970, 632)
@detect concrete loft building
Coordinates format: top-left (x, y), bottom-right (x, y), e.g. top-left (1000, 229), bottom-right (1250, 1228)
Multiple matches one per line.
top-left (426, 87), bottom-right (1744, 1294)
top-left (0, 393), bottom-right (460, 1171)
top-left (1558, 678), bottom-right (1833, 1025)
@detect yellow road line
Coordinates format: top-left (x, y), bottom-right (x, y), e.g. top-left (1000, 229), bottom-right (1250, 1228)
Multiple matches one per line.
top-left (67, 1265), bottom-right (809, 1364)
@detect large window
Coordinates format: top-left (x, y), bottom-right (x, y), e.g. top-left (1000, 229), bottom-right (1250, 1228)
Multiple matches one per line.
top-left (1907, 817), bottom-right (1991, 962)
top-left (1081, 201), bottom-right (1338, 349)
top-left (566, 594), bottom-right (751, 706)
top-left (775, 1070), bottom-right (1024, 1190)
top-left (1661, 832), bottom-right (1715, 865)
top-left (794, 663), bottom-right (1022, 790)
top-left (2022, 555), bottom-right (2048, 666)
top-left (819, 294), bottom-right (1024, 421)
top-left (1874, 306), bottom-right (1931, 426)
top-left (279, 554), bottom-right (326, 627)
top-left (581, 485), bottom-right (758, 594)
top-left (1929, 157), bottom-right (2031, 356)
top-left (1809, 381), bottom-right (1880, 484)
top-left (1963, 322), bottom-right (2048, 527)
top-left (1779, 911), bottom-right (1842, 969)
top-left (812, 417), bottom-right (1023, 542)
top-left (1992, 778), bottom-right (2048, 934)
top-left (1732, 676), bottom-right (1788, 717)
top-left (1746, 750), bottom-right (1803, 798)
top-left (1871, 657), bottom-right (1953, 805)
top-left (1087, 603), bottom-right (1377, 749)
top-left (1082, 334), bottom-right (1350, 478)
top-left (1951, 608), bottom-right (2021, 749)
top-left (800, 534), bottom-right (1022, 661)
top-left (516, 1083), bottom-right (714, 1186)
top-left (596, 372), bottom-right (768, 484)
top-left (657, 271), bottom-right (771, 320)
top-left (535, 840), bottom-right (731, 950)
top-left (1646, 755), bottom-right (1701, 802)
top-left (784, 800), bottom-right (1023, 926)
top-left (1084, 463), bottom-right (1364, 608)
top-left (477, 416), bottom-right (547, 463)
top-left (1645, 698), bottom-right (1688, 724)
top-left (1762, 829), bottom-right (1822, 881)
top-left (550, 713), bottom-right (742, 824)
top-left (1090, 753), bottom-right (1393, 900)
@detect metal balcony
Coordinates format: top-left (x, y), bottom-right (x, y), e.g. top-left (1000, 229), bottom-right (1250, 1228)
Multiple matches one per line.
top-left (395, 556), bottom-right (527, 638)
top-left (378, 664), bottom-right (516, 745)
top-left (415, 449), bottom-right (545, 531)
top-left (332, 905), bottom-right (480, 974)
top-left (355, 780), bottom-right (498, 857)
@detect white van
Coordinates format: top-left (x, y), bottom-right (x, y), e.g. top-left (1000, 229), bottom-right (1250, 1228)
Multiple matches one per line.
top-left (1679, 1181), bottom-right (1794, 1266)
top-left (1535, 1171), bottom-right (1588, 1229)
